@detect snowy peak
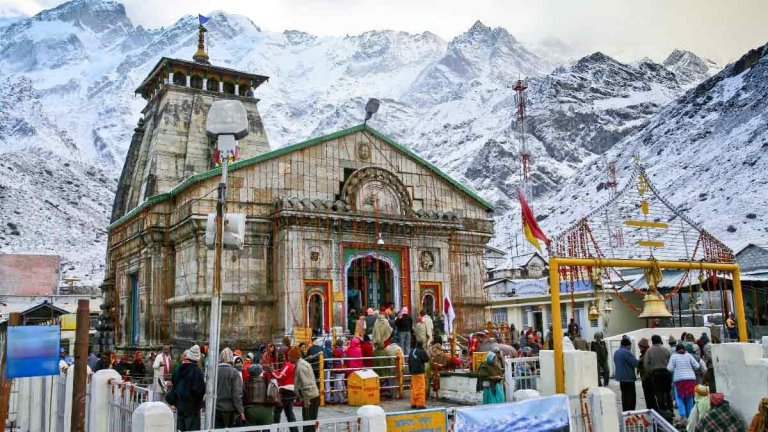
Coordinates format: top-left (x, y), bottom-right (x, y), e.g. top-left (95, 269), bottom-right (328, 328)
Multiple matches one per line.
top-left (459, 20), bottom-right (517, 45)
top-left (32, 0), bottom-right (132, 35)
top-left (0, 0), bottom-right (135, 74)
top-left (543, 41), bottom-right (768, 249)
top-left (663, 48), bottom-right (719, 88)
top-left (405, 20), bottom-right (549, 106)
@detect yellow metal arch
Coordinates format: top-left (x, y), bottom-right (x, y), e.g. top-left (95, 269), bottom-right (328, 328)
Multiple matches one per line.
top-left (548, 257), bottom-right (745, 394)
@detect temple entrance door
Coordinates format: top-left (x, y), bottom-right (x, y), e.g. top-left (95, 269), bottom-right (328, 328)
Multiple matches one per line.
top-left (129, 273), bottom-right (139, 346)
top-left (305, 281), bottom-right (331, 335)
top-left (346, 256), bottom-right (397, 315)
top-left (307, 293), bottom-right (324, 336)
top-left (418, 282), bottom-right (442, 319)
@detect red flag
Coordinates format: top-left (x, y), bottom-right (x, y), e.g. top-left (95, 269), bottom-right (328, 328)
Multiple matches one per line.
top-left (518, 188), bottom-right (550, 251)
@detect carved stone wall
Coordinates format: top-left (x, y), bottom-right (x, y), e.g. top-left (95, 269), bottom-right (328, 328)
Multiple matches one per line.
top-left (106, 128), bottom-right (494, 348)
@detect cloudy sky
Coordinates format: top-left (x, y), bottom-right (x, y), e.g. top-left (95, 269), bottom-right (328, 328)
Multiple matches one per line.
top-left (2, 0), bottom-right (767, 64)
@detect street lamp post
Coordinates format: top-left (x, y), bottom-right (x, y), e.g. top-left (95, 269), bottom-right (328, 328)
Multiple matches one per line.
top-left (203, 100), bottom-right (249, 428)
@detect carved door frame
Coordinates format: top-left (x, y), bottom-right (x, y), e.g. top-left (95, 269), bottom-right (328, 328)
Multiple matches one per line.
top-left (418, 281), bottom-right (442, 318)
top-left (304, 280), bottom-right (332, 334)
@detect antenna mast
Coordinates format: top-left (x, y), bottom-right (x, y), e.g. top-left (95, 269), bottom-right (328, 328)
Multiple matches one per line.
top-left (605, 159), bottom-right (624, 248)
top-left (514, 79), bottom-right (532, 200)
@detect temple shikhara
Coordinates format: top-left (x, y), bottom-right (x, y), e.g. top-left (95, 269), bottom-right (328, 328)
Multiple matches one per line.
top-left (99, 28), bottom-right (494, 351)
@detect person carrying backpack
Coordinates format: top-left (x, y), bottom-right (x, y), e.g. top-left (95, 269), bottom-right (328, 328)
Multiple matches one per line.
top-left (168, 345), bottom-right (205, 431)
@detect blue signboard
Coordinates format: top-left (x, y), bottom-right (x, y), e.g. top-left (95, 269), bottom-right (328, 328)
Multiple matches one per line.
top-left (5, 325), bottom-right (61, 378)
top-left (454, 394), bottom-right (570, 432)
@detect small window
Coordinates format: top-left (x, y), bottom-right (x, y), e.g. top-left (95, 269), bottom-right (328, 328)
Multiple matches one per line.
top-left (492, 308), bottom-right (508, 325)
top-left (207, 78), bottom-right (219, 91)
top-left (190, 75), bottom-right (203, 89)
top-left (560, 304), bottom-right (567, 321)
top-left (223, 82), bottom-right (236, 94)
top-left (172, 73), bottom-right (186, 86)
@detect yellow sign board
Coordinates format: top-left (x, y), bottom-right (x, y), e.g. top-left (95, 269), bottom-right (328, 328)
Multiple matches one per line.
top-left (60, 314), bottom-right (77, 330)
top-left (333, 291), bottom-right (344, 302)
top-left (293, 327), bottom-right (312, 345)
top-left (386, 409), bottom-right (447, 432)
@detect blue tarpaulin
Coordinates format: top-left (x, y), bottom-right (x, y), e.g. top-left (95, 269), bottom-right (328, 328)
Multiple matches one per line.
top-left (5, 325), bottom-right (60, 378)
top-left (454, 394), bottom-right (570, 432)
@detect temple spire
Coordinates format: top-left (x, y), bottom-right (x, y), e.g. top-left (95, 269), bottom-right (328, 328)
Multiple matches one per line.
top-left (193, 24), bottom-right (210, 64)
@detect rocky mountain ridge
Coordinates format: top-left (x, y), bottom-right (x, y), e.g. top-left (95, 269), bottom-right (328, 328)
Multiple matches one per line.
top-left (0, 0), bottom-right (736, 284)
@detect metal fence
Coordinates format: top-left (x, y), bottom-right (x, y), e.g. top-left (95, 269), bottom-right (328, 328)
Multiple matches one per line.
top-left (6, 370), bottom-right (83, 432)
top-left (107, 378), bottom-right (156, 432)
top-left (503, 356), bottom-right (541, 395)
top-left (318, 353), bottom-right (406, 404)
top-left (188, 416), bottom-right (361, 432)
top-left (620, 409), bottom-right (677, 432)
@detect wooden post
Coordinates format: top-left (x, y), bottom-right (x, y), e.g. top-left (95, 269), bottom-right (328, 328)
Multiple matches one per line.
top-left (0, 312), bottom-right (22, 428)
top-left (396, 351), bottom-right (404, 399)
top-left (71, 299), bottom-right (90, 432)
top-left (319, 353), bottom-right (325, 407)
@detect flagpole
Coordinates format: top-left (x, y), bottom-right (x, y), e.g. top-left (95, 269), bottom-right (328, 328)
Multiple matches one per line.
top-left (450, 327), bottom-right (456, 359)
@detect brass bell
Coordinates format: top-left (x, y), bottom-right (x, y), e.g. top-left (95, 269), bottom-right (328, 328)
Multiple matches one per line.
top-left (588, 302), bottom-right (600, 321)
top-left (638, 291), bottom-right (672, 318)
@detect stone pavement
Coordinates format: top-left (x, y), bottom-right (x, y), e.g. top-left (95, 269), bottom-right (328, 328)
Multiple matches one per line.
top-left (286, 381), bottom-right (655, 424)
top-left (300, 395), bottom-right (463, 420)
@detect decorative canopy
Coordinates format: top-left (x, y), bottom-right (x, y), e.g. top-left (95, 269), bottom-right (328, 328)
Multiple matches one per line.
top-left (550, 162), bottom-right (733, 263)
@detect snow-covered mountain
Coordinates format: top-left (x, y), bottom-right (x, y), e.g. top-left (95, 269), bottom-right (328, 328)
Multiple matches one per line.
top-left (0, 0), bottom-right (736, 284)
top-left (663, 49), bottom-right (720, 88)
top-left (537, 43), bottom-right (768, 252)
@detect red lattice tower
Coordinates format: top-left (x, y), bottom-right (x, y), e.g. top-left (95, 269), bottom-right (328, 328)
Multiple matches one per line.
top-left (513, 79), bottom-right (531, 186)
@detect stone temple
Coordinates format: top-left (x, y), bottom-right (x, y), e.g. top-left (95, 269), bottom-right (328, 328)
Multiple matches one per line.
top-left (99, 31), bottom-right (494, 352)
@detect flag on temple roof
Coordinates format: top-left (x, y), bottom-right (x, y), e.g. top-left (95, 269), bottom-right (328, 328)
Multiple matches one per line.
top-left (518, 188), bottom-right (550, 251)
top-left (198, 14), bottom-right (210, 25)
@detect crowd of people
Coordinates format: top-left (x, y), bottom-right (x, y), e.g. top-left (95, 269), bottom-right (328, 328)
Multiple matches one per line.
top-left (87, 313), bottom-right (764, 432)
top-left (88, 307), bottom-right (459, 430)
top-left (611, 331), bottom-right (749, 430)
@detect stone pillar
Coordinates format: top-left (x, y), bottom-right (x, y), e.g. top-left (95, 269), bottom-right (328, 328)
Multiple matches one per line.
top-left (89, 370), bottom-right (122, 432)
top-left (219, 81), bottom-right (224, 92)
top-left (234, 84), bottom-right (240, 95)
top-left (713, 342), bottom-right (768, 421)
top-left (202, 78), bottom-right (208, 90)
top-left (539, 349), bottom-right (598, 396)
top-left (587, 387), bottom-right (620, 432)
top-left (357, 405), bottom-right (386, 432)
top-left (168, 72), bottom-right (173, 84)
top-left (132, 402), bottom-right (175, 432)
top-left (185, 75), bottom-right (191, 87)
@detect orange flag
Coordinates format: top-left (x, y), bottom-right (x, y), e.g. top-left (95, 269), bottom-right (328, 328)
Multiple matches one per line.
top-left (517, 188), bottom-right (551, 251)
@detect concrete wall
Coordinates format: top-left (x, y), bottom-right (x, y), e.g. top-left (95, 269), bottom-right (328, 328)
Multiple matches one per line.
top-left (539, 349), bottom-right (598, 396)
top-left (713, 342), bottom-right (768, 422)
top-left (0, 254), bottom-right (60, 296)
top-left (735, 244), bottom-right (768, 273)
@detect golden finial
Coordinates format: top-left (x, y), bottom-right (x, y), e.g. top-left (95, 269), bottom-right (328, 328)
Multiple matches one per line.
top-left (193, 24), bottom-right (210, 64)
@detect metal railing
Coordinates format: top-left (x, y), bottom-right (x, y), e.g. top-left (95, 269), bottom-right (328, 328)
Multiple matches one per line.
top-left (55, 371), bottom-right (67, 432)
top-left (317, 352), bottom-right (408, 405)
top-left (189, 416), bottom-right (361, 432)
top-left (621, 409), bottom-right (677, 432)
top-left (107, 378), bottom-right (156, 432)
top-left (504, 356), bottom-right (541, 393)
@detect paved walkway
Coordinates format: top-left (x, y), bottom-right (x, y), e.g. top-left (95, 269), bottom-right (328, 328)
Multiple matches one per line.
top-left (305, 395), bottom-right (460, 420)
